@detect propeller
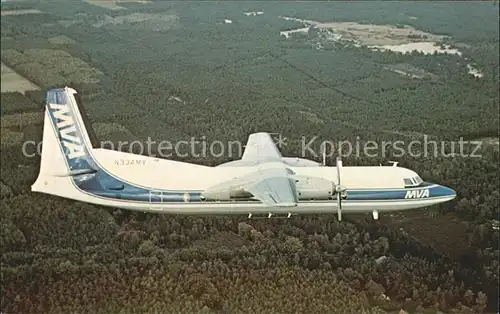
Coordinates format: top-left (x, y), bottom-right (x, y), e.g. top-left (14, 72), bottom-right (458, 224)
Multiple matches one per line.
top-left (335, 156), bottom-right (347, 221)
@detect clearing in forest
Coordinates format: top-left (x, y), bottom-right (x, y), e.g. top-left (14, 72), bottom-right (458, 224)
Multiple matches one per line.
top-left (1, 49), bottom-right (103, 87)
top-left (0, 9), bottom-right (43, 16)
top-left (279, 16), bottom-right (448, 46)
top-left (84, 0), bottom-right (152, 10)
top-left (279, 17), bottom-right (484, 78)
top-left (1, 63), bottom-right (40, 95)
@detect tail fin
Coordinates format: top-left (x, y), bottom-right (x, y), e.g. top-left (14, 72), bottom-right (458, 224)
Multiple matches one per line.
top-left (31, 87), bottom-right (100, 195)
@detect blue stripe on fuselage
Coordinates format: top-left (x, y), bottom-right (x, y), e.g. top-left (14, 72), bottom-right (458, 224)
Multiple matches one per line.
top-left (83, 182), bottom-right (454, 203)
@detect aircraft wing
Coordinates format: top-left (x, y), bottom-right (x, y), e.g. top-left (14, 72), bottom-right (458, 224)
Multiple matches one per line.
top-left (203, 167), bottom-right (298, 207)
top-left (245, 167), bottom-right (298, 207)
top-left (242, 132), bottom-right (282, 162)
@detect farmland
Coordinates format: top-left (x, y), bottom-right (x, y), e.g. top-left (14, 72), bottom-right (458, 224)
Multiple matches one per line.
top-left (0, 1), bottom-right (498, 314)
top-left (1, 63), bottom-right (39, 94)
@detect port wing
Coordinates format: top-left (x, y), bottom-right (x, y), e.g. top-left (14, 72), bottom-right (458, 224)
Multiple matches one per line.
top-left (245, 167), bottom-right (298, 206)
top-left (204, 167), bottom-right (298, 206)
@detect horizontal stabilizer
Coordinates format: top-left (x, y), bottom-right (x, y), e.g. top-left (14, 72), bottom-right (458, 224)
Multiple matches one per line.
top-left (105, 184), bottom-right (125, 191)
top-left (53, 168), bottom-right (98, 177)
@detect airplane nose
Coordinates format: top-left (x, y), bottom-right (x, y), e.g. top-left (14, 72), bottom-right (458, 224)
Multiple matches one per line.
top-left (441, 185), bottom-right (457, 199)
top-left (428, 182), bottom-right (457, 200)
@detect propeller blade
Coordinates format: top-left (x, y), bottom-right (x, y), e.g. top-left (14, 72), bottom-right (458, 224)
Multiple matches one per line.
top-left (336, 156), bottom-right (341, 185)
top-left (321, 143), bottom-right (326, 166)
top-left (337, 192), bottom-right (342, 221)
top-left (336, 156), bottom-right (343, 221)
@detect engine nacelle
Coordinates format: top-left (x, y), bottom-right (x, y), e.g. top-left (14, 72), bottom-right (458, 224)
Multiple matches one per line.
top-left (294, 176), bottom-right (334, 200)
top-left (202, 175), bottom-right (334, 202)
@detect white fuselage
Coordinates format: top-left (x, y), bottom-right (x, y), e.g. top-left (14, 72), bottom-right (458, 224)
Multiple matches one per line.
top-left (33, 148), bottom-right (456, 216)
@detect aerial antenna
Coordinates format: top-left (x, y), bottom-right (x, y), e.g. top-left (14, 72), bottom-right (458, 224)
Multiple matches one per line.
top-left (269, 132), bottom-right (283, 150)
top-left (388, 161), bottom-right (399, 167)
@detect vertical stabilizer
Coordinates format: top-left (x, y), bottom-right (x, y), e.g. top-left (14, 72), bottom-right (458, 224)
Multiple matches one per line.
top-left (31, 87), bottom-right (99, 196)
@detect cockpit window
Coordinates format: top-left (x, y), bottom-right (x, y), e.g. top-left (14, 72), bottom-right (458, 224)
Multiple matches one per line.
top-left (404, 176), bottom-right (423, 187)
top-left (404, 178), bottom-right (414, 186)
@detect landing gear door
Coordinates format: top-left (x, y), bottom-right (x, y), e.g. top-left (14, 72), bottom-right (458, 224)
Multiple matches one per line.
top-left (149, 190), bottom-right (163, 211)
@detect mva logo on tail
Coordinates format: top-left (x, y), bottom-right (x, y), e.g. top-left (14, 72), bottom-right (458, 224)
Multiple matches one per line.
top-left (49, 103), bottom-right (86, 159)
top-left (405, 189), bottom-right (430, 199)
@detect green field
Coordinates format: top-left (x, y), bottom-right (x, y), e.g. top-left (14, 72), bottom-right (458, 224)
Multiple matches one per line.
top-left (1, 1), bottom-right (498, 313)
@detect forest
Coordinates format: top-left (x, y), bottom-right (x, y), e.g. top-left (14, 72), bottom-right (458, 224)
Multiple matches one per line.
top-left (0, 1), bottom-right (499, 313)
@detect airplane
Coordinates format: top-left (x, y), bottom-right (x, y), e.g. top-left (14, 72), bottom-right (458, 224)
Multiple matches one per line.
top-left (31, 86), bottom-right (456, 220)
